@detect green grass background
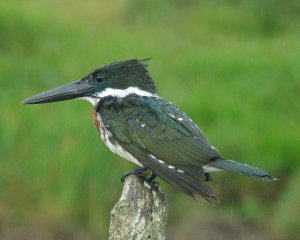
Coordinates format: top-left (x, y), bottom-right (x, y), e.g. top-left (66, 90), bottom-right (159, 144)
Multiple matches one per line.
top-left (0, 0), bottom-right (299, 239)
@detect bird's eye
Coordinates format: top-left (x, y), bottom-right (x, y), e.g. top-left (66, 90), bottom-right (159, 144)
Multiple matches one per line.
top-left (95, 75), bottom-right (104, 83)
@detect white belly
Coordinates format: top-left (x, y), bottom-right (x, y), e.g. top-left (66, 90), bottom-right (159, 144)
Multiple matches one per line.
top-left (105, 132), bottom-right (143, 167)
top-left (96, 112), bottom-right (143, 167)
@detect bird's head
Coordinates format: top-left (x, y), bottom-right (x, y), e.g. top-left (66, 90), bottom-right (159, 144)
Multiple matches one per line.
top-left (22, 59), bottom-right (156, 106)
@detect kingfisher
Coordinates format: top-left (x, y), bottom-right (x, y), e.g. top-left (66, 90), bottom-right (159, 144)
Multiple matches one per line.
top-left (22, 59), bottom-right (276, 203)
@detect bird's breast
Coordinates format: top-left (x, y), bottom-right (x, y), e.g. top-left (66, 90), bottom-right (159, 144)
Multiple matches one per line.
top-left (92, 110), bottom-right (107, 142)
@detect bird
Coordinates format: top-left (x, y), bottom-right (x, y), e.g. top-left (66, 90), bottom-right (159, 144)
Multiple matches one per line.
top-left (22, 59), bottom-right (277, 203)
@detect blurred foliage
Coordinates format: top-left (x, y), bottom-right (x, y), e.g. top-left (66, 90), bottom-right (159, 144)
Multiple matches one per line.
top-left (0, 0), bottom-right (299, 239)
top-left (271, 167), bottom-right (300, 239)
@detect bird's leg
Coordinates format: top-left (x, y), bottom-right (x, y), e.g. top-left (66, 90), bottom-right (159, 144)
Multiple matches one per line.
top-left (204, 173), bottom-right (213, 182)
top-left (121, 167), bottom-right (148, 183)
top-left (147, 172), bottom-right (157, 183)
top-left (146, 172), bottom-right (159, 187)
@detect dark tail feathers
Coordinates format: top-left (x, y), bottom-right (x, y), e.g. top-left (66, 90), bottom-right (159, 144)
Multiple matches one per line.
top-left (209, 158), bottom-right (277, 181)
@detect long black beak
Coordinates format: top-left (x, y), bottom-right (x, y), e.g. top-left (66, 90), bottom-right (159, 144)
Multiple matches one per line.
top-left (22, 80), bottom-right (93, 104)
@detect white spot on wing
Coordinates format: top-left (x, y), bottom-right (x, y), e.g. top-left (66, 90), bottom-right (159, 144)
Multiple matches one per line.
top-left (141, 123), bottom-right (146, 128)
top-left (149, 154), bottom-right (156, 159)
top-left (178, 117), bottom-right (183, 121)
top-left (148, 154), bottom-right (184, 173)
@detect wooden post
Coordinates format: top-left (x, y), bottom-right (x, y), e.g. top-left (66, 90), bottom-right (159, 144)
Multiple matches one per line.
top-left (109, 175), bottom-right (168, 240)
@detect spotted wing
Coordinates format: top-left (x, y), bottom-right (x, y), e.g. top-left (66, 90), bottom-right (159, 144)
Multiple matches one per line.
top-left (98, 95), bottom-right (219, 202)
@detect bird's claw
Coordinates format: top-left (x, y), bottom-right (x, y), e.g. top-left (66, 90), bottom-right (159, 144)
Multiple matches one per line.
top-left (121, 167), bottom-right (148, 184)
top-left (120, 168), bottom-right (159, 187)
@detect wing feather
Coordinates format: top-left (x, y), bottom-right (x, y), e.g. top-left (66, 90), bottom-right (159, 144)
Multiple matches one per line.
top-left (98, 95), bottom-right (220, 201)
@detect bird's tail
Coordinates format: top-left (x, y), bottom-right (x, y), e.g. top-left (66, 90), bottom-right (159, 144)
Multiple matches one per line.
top-left (208, 158), bottom-right (277, 181)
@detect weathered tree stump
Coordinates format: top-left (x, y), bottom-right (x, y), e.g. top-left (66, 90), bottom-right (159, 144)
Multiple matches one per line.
top-left (109, 175), bottom-right (168, 240)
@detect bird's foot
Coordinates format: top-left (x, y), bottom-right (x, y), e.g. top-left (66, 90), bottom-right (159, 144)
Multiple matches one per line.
top-left (121, 167), bottom-right (148, 184)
